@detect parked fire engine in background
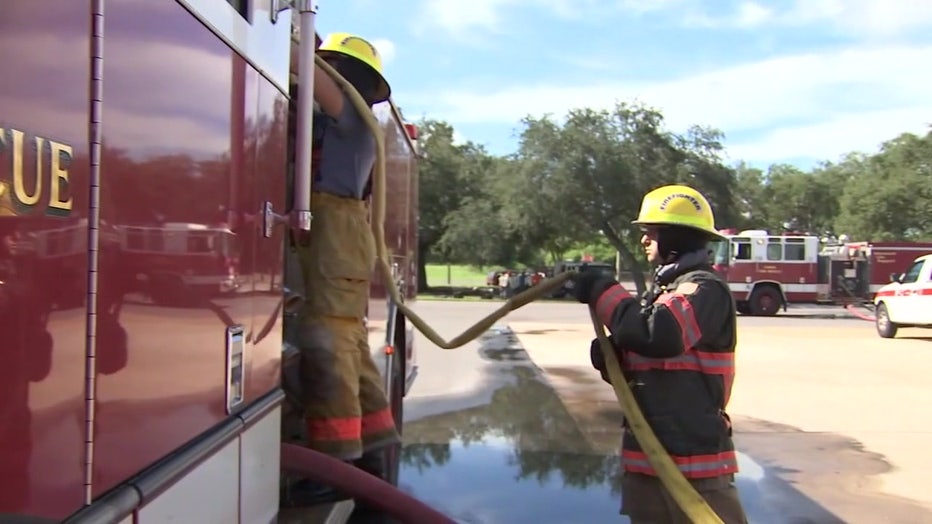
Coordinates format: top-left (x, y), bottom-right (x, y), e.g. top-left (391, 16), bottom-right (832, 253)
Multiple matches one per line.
top-left (117, 222), bottom-right (243, 306)
top-left (1, 1), bottom-right (421, 523)
top-left (709, 229), bottom-right (932, 316)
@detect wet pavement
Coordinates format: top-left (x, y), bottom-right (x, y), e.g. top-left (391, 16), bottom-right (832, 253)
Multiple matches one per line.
top-left (397, 327), bottom-right (625, 523)
top-left (373, 300), bottom-right (932, 524)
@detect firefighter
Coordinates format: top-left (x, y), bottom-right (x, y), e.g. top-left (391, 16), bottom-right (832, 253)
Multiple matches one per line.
top-left (291, 33), bottom-right (396, 504)
top-left (570, 184), bottom-right (749, 523)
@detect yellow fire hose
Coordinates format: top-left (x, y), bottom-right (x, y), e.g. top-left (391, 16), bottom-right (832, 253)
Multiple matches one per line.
top-left (314, 54), bottom-right (724, 524)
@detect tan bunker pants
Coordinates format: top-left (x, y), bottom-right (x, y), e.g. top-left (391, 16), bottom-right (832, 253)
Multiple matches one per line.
top-left (295, 192), bottom-right (400, 460)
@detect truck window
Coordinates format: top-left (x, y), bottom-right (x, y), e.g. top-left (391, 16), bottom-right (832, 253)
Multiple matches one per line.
top-left (766, 240), bottom-right (782, 261)
top-left (709, 239), bottom-right (729, 265)
top-left (187, 233), bottom-right (213, 254)
top-left (901, 260), bottom-right (924, 284)
top-left (784, 242), bottom-right (806, 261)
top-left (733, 240), bottom-right (751, 260)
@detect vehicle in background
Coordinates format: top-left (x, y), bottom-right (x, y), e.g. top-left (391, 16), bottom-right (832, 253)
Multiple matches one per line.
top-left (709, 229), bottom-right (932, 316)
top-left (0, 1), bottom-right (418, 522)
top-left (116, 222), bottom-right (243, 305)
top-left (873, 254), bottom-right (932, 338)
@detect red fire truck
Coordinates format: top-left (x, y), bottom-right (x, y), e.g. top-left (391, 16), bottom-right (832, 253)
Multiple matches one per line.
top-left (709, 230), bottom-right (932, 316)
top-left (116, 222), bottom-right (244, 305)
top-left (0, 1), bottom-right (419, 522)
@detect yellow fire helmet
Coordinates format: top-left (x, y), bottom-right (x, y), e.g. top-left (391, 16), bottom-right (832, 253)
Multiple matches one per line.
top-left (632, 184), bottom-right (725, 239)
top-left (318, 32), bottom-right (391, 104)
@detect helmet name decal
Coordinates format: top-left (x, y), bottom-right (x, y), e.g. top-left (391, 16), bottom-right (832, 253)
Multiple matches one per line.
top-left (340, 36), bottom-right (378, 57)
top-left (659, 193), bottom-right (702, 212)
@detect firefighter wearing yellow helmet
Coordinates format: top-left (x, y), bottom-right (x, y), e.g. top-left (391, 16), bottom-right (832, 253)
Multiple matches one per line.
top-left (571, 185), bottom-right (749, 523)
top-left (290, 32), bottom-right (397, 504)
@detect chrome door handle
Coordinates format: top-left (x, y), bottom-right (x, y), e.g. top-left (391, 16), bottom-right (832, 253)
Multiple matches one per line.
top-left (263, 201), bottom-right (313, 239)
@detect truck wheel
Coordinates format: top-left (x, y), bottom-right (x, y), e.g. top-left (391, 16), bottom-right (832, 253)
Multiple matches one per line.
top-left (149, 274), bottom-right (190, 307)
top-left (875, 303), bottom-right (898, 338)
top-left (736, 301), bottom-right (751, 315)
top-left (748, 286), bottom-right (781, 316)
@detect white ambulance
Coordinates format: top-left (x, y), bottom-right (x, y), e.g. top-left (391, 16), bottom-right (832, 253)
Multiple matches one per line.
top-left (873, 253), bottom-right (932, 338)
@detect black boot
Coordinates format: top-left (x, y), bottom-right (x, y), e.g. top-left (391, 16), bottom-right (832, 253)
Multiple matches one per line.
top-left (353, 450), bottom-right (387, 480)
top-left (350, 449), bottom-right (402, 521)
top-left (283, 476), bottom-right (352, 507)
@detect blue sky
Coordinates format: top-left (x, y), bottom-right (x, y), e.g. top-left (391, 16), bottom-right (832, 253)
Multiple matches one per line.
top-left (318, 0), bottom-right (932, 169)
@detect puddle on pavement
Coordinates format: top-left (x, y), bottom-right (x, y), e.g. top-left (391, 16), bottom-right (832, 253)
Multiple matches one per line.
top-left (399, 362), bottom-right (624, 523)
top-left (399, 439), bottom-right (622, 524)
top-left (397, 327), bottom-right (932, 524)
top-left (478, 326), bottom-right (528, 362)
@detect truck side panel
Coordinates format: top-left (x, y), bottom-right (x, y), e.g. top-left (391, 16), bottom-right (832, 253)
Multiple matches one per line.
top-left (0, 1), bottom-right (91, 519)
top-left (366, 104), bottom-right (419, 383)
top-left (249, 74), bottom-right (290, 400)
top-left (870, 243), bottom-right (932, 288)
top-left (92, 0), bottom-right (277, 498)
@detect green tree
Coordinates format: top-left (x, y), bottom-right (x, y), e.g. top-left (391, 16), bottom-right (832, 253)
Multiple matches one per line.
top-left (512, 102), bottom-right (738, 294)
top-left (760, 164), bottom-right (838, 234)
top-left (835, 131), bottom-right (932, 240)
top-left (415, 119), bottom-right (473, 290)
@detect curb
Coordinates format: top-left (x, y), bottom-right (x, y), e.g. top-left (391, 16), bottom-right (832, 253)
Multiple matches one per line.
top-left (778, 313), bottom-right (855, 320)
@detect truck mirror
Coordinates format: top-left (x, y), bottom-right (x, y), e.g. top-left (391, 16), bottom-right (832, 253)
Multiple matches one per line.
top-left (890, 272), bottom-right (902, 283)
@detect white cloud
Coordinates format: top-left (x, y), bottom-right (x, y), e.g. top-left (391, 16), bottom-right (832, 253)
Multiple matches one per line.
top-left (733, 1), bottom-right (774, 28)
top-left (413, 0), bottom-right (514, 38)
top-left (784, 0), bottom-right (932, 35)
top-left (411, 0), bottom-right (932, 38)
top-left (411, 44), bottom-right (932, 164)
top-left (726, 108), bottom-right (932, 165)
top-left (682, 0), bottom-right (932, 36)
top-left (452, 130), bottom-right (468, 146)
top-left (371, 38), bottom-right (396, 64)
top-left (616, 0), bottom-right (691, 15)
top-left (410, 0), bottom-right (618, 38)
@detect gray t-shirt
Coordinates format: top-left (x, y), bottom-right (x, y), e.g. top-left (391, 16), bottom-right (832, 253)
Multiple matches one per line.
top-left (312, 94), bottom-right (376, 199)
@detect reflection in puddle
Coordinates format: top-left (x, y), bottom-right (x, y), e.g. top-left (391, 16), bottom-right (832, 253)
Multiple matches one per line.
top-left (399, 352), bottom-right (627, 523)
top-left (396, 438), bottom-right (785, 524)
top-left (399, 438), bottom-right (623, 524)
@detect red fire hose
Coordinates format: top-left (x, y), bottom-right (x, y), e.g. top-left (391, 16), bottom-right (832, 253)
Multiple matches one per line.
top-left (845, 303), bottom-right (876, 322)
top-left (280, 443), bottom-right (456, 524)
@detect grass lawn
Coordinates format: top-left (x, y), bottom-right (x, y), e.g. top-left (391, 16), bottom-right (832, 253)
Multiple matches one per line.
top-left (424, 264), bottom-right (489, 287)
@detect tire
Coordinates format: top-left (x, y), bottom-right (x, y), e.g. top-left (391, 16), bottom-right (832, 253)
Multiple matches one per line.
top-left (736, 301), bottom-right (751, 315)
top-left (875, 302), bottom-right (898, 339)
top-left (748, 286), bottom-right (782, 316)
top-left (149, 274), bottom-right (191, 307)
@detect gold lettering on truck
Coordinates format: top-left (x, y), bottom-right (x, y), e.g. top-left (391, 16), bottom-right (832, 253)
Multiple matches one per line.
top-left (12, 130), bottom-right (43, 206)
top-left (0, 126), bottom-right (74, 216)
top-left (49, 140), bottom-right (74, 211)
